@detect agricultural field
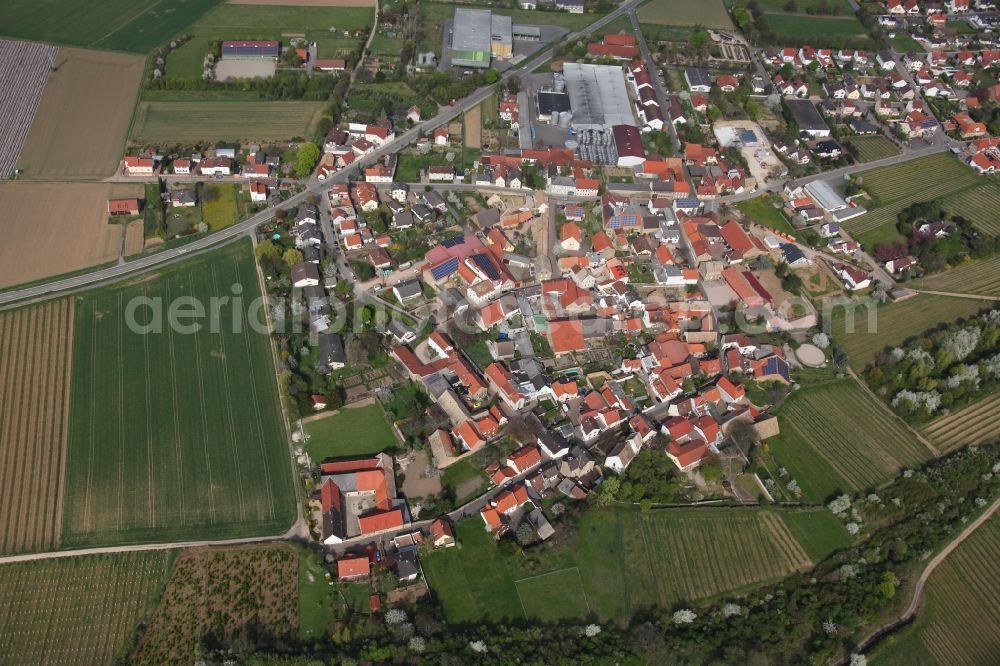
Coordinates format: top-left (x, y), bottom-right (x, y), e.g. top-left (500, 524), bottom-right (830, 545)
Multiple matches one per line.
top-left (869, 514), bottom-right (1000, 666)
top-left (0, 40), bottom-right (56, 178)
top-left (0, 182), bottom-right (142, 290)
top-left (465, 104), bottom-right (482, 149)
top-left (15, 48), bottom-right (145, 180)
top-left (764, 14), bottom-right (868, 42)
top-left (843, 153), bottom-right (980, 248)
top-left (910, 254), bottom-right (1000, 297)
top-left (424, 506), bottom-right (837, 623)
top-left (923, 392), bottom-right (1000, 452)
top-left (303, 402), bottom-right (398, 461)
top-left (828, 293), bottom-right (994, 369)
top-left (942, 180), bottom-right (1000, 237)
top-left (726, 0), bottom-right (855, 12)
top-left (849, 135), bottom-right (901, 163)
top-left (639, 0), bottom-right (733, 28)
top-left (0, 300), bottom-right (73, 554)
top-left (62, 241), bottom-right (296, 547)
top-left (130, 546), bottom-right (297, 665)
top-left (0, 551), bottom-right (174, 665)
top-left (768, 379), bottom-right (931, 502)
top-left (164, 2), bottom-right (373, 79)
top-left (0, 0), bottom-right (220, 53)
top-left (131, 101), bottom-right (324, 143)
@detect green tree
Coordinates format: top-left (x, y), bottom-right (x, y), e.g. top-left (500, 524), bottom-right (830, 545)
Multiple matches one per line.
top-left (282, 248), bottom-right (304, 267)
top-left (254, 239), bottom-right (280, 263)
top-left (295, 141), bottom-right (321, 177)
top-left (484, 68), bottom-right (500, 84)
top-left (595, 477), bottom-right (620, 507)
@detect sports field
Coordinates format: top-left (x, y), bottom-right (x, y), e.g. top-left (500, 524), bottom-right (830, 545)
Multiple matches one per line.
top-left (0, 182), bottom-right (142, 290)
top-left (131, 101), bottom-right (324, 143)
top-left (0, 551), bottom-right (174, 665)
top-left (61, 240), bottom-right (296, 547)
top-left (0, 0), bottom-right (220, 52)
top-left (911, 255), bottom-right (1000, 297)
top-left (639, 0), bottom-right (733, 28)
top-left (303, 402), bottom-right (398, 461)
top-left (843, 153), bottom-right (980, 248)
top-left (0, 300), bottom-right (72, 554)
top-left (869, 514), bottom-right (1000, 666)
top-left (164, 2), bottom-right (373, 78)
top-left (923, 392), bottom-right (1000, 452)
top-left (768, 379), bottom-right (931, 502)
top-left (15, 48), bottom-right (144, 180)
top-left (850, 135), bottom-right (901, 163)
top-left (424, 506), bottom-right (841, 622)
top-left (828, 294), bottom-right (994, 369)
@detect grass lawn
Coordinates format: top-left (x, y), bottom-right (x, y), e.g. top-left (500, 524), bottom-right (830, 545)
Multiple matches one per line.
top-left (767, 378), bottom-right (931, 502)
top-left (442, 458), bottom-right (490, 503)
top-left (201, 182), bottom-right (241, 231)
top-left (304, 402), bottom-right (398, 461)
top-left (0, 0), bottom-right (221, 53)
top-left (777, 508), bottom-right (851, 561)
top-left (738, 196), bottom-right (797, 235)
top-left (849, 135), bottom-right (901, 163)
top-left (515, 568), bottom-right (591, 621)
top-left (165, 3), bottom-right (372, 78)
top-left (640, 23), bottom-right (697, 43)
top-left (638, 0), bottom-right (733, 28)
top-left (763, 14), bottom-right (869, 42)
top-left (726, 0), bottom-right (854, 12)
top-left (131, 101), bottom-right (324, 143)
top-left (891, 34), bottom-right (924, 53)
top-left (62, 240), bottom-right (296, 547)
top-left (299, 552), bottom-right (347, 640)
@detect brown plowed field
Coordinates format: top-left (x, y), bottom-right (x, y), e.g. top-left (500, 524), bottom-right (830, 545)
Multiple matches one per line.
top-left (0, 298), bottom-right (73, 554)
top-left (0, 182), bottom-right (142, 289)
top-left (15, 48), bottom-right (144, 180)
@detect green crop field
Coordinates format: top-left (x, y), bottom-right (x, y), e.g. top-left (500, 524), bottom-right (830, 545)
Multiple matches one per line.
top-left (62, 240), bottom-right (296, 547)
top-left (942, 180), bottom-right (1000, 237)
top-left (0, 0), bottom-right (221, 52)
top-left (870, 514), bottom-right (1000, 666)
top-left (639, 0), bottom-right (733, 28)
top-left (726, 0), bottom-right (855, 13)
top-left (844, 153), bottom-right (981, 248)
top-left (828, 293), bottom-right (994, 369)
top-left (768, 379), bottom-right (931, 502)
top-left (303, 402), bottom-right (398, 461)
top-left (164, 3), bottom-right (373, 78)
top-left (0, 551), bottom-right (174, 665)
top-left (424, 507), bottom-right (832, 623)
top-left (850, 135), bottom-right (901, 163)
top-left (911, 255), bottom-right (1000, 297)
top-left (763, 14), bottom-right (868, 40)
top-left (131, 101), bottom-right (324, 143)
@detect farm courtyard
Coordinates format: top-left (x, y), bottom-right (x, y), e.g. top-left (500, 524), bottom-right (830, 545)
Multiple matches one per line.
top-left (61, 240), bottom-right (296, 547)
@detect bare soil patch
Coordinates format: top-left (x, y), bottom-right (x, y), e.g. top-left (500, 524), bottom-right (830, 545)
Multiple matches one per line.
top-left (401, 449), bottom-right (442, 498)
top-left (15, 48), bottom-right (144, 179)
top-left (465, 104), bottom-right (482, 149)
top-left (124, 220), bottom-right (145, 256)
top-left (0, 298), bottom-right (73, 554)
top-left (0, 182), bottom-right (141, 289)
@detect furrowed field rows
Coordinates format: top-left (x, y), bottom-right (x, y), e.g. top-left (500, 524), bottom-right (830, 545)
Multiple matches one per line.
top-left (845, 175), bottom-right (981, 236)
top-left (871, 516), bottom-right (1000, 665)
top-left (911, 255), bottom-right (1000, 297)
top-left (850, 136), bottom-right (900, 163)
top-left (775, 380), bottom-right (930, 493)
top-left (923, 392), bottom-right (1000, 452)
top-left (62, 241), bottom-right (295, 547)
top-left (0, 299), bottom-right (72, 554)
top-left (943, 181), bottom-right (1000, 237)
top-left (0, 551), bottom-right (173, 665)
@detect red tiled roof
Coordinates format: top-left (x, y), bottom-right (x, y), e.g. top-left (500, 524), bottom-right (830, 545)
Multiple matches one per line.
top-left (337, 555), bottom-right (370, 579)
top-left (358, 507), bottom-right (404, 534)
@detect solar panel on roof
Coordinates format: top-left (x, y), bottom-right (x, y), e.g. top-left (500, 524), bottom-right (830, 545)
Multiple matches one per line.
top-left (431, 257), bottom-right (459, 280)
top-left (764, 357), bottom-right (790, 382)
top-left (442, 235), bottom-right (465, 248)
top-left (471, 253), bottom-right (501, 280)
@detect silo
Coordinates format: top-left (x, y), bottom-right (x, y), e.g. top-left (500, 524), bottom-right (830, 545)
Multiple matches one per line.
top-left (557, 110), bottom-right (572, 128)
top-left (553, 73), bottom-right (566, 93)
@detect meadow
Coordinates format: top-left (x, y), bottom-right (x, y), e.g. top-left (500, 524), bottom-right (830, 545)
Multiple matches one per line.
top-left (910, 255), bottom-right (1000, 297)
top-left (423, 506), bottom-right (844, 623)
top-left (0, 0), bottom-right (220, 52)
top-left (131, 100), bottom-right (324, 143)
top-left (869, 514), bottom-right (1000, 666)
top-left (303, 402), bottom-right (398, 461)
top-left (130, 545), bottom-right (297, 665)
top-left (768, 379), bottom-right (931, 502)
top-left (61, 240), bottom-right (296, 547)
top-left (849, 135), bottom-right (901, 163)
top-left (726, 0), bottom-right (855, 12)
top-left (0, 551), bottom-right (174, 665)
top-left (763, 14), bottom-right (868, 41)
top-left (843, 153), bottom-right (981, 248)
top-left (738, 196), bottom-right (797, 235)
top-left (828, 294), bottom-right (994, 369)
top-left (165, 3), bottom-right (373, 78)
top-left (923, 392), bottom-right (1000, 452)
top-left (15, 48), bottom-right (144, 180)
top-left (201, 182), bottom-right (244, 231)
top-left (0, 300), bottom-right (73, 554)
top-left (638, 0), bottom-right (733, 28)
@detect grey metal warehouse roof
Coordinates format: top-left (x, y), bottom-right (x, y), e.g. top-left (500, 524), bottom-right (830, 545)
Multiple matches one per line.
top-left (453, 8), bottom-right (492, 53)
top-left (491, 14), bottom-right (512, 46)
top-left (562, 62), bottom-right (635, 130)
top-left (785, 99), bottom-right (831, 134)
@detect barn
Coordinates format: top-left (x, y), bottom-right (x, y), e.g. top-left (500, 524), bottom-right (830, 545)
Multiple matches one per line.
top-left (221, 41), bottom-right (280, 60)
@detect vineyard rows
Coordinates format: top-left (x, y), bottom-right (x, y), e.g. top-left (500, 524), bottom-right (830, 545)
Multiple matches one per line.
top-left (0, 551), bottom-right (172, 665)
top-left (0, 299), bottom-right (73, 554)
top-left (943, 181), bottom-right (1000, 237)
top-left (911, 255), bottom-right (1000, 297)
top-left (0, 39), bottom-right (56, 177)
top-left (923, 392), bottom-right (1000, 452)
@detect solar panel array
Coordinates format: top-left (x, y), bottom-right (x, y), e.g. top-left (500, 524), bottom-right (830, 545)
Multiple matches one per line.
top-left (431, 257), bottom-right (460, 281)
top-left (763, 357), bottom-right (790, 383)
top-left (471, 253), bottom-right (501, 280)
top-left (441, 235), bottom-right (465, 248)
